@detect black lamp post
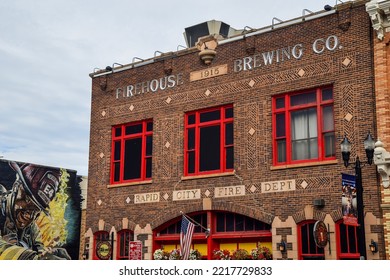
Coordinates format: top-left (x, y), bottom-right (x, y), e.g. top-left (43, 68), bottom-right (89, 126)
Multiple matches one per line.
top-left (340, 132), bottom-right (375, 260)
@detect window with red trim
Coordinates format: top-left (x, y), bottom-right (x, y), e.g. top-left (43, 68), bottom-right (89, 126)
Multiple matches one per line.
top-left (117, 229), bottom-right (133, 260)
top-left (298, 221), bottom-right (325, 260)
top-left (184, 105), bottom-right (233, 176)
top-left (215, 212), bottom-right (271, 232)
top-left (93, 231), bottom-right (110, 260)
top-left (272, 87), bottom-right (335, 165)
top-left (111, 120), bottom-right (153, 184)
top-left (336, 220), bottom-right (359, 259)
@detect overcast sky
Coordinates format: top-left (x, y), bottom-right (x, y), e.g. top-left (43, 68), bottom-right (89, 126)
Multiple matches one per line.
top-left (0, 0), bottom-right (339, 176)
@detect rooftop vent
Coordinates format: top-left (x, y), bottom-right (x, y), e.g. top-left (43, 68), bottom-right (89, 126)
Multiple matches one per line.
top-left (183, 20), bottom-right (242, 48)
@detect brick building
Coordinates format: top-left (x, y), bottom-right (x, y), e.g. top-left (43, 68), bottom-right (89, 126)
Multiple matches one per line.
top-left (367, 0), bottom-right (390, 260)
top-left (85, 0), bottom-right (385, 260)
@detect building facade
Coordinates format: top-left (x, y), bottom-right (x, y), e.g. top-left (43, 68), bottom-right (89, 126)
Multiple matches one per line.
top-left (367, 0), bottom-right (390, 260)
top-left (86, 0), bottom-right (385, 260)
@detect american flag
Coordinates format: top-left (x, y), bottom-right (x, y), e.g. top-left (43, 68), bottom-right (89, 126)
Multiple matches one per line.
top-left (180, 215), bottom-right (195, 260)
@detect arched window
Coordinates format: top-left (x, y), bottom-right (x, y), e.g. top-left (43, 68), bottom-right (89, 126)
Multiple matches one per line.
top-left (335, 220), bottom-right (359, 259)
top-left (117, 229), bottom-right (134, 260)
top-left (298, 220), bottom-right (325, 260)
top-left (153, 211), bottom-right (271, 259)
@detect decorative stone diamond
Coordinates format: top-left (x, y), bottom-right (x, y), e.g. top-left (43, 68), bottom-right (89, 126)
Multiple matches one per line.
top-left (342, 57), bottom-right (352, 67)
top-left (99, 152), bottom-right (104, 158)
top-left (344, 113), bottom-right (353, 122)
top-left (129, 104), bottom-right (134, 111)
top-left (249, 128), bottom-right (255, 135)
top-left (301, 181), bottom-right (308, 189)
top-left (250, 185), bottom-right (257, 193)
top-left (205, 89), bottom-right (211, 96)
top-left (249, 80), bottom-right (255, 87)
top-left (163, 193), bottom-right (169, 200)
top-left (165, 97), bottom-right (172, 104)
top-left (165, 141), bottom-right (171, 148)
top-left (298, 69), bottom-right (305, 77)
top-left (205, 190), bottom-right (211, 197)
top-left (126, 197), bottom-right (131, 204)
top-left (101, 110), bottom-right (106, 117)
top-left (97, 199), bottom-right (102, 206)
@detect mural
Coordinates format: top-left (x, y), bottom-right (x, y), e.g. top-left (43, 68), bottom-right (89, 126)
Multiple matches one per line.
top-left (0, 160), bottom-right (81, 260)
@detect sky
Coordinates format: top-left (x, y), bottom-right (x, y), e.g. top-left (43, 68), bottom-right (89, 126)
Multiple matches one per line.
top-left (0, 0), bottom-right (339, 176)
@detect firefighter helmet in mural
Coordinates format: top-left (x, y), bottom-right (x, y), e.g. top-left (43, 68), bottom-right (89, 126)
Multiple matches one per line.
top-left (9, 162), bottom-right (60, 216)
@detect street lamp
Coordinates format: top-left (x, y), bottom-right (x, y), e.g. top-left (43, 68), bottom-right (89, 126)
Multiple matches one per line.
top-left (340, 132), bottom-right (375, 260)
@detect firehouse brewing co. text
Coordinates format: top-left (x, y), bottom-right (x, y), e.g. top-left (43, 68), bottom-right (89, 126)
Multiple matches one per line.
top-left (116, 73), bottom-right (183, 99)
top-left (115, 35), bottom-right (340, 99)
top-left (234, 35), bottom-right (340, 72)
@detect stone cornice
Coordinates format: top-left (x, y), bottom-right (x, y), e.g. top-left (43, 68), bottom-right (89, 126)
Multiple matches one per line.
top-left (366, 0), bottom-right (390, 40)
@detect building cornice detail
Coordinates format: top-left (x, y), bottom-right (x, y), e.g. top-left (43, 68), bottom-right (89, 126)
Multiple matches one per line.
top-left (366, 0), bottom-right (390, 40)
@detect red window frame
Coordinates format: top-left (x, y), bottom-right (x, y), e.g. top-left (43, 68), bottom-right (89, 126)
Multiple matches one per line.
top-left (335, 220), bottom-right (360, 259)
top-left (153, 211), bottom-right (271, 260)
top-left (297, 220), bottom-right (325, 260)
top-left (184, 104), bottom-right (233, 176)
top-left (93, 231), bottom-right (110, 260)
top-left (110, 119), bottom-right (153, 184)
top-left (272, 86), bottom-right (335, 166)
top-left (117, 229), bottom-right (133, 260)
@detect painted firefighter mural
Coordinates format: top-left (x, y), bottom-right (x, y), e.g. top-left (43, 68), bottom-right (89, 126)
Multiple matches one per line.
top-left (0, 160), bottom-right (81, 260)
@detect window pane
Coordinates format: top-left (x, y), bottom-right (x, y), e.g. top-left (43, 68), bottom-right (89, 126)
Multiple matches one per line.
top-left (301, 224), bottom-right (309, 254)
top-left (188, 114), bottom-right (195, 125)
top-left (226, 147), bottom-right (234, 169)
top-left (200, 126), bottom-right (220, 171)
top-left (276, 97), bottom-right (285, 109)
top-left (226, 214), bottom-right (234, 232)
top-left (168, 224), bottom-right (176, 234)
top-left (225, 123), bottom-right (233, 145)
top-left (235, 214), bottom-right (244, 231)
top-left (348, 225), bottom-right (358, 253)
top-left (309, 138), bottom-right (318, 159)
top-left (114, 162), bottom-right (120, 182)
top-left (290, 92), bottom-right (316, 106)
top-left (114, 141), bottom-right (121, 161)
top-left (125, 124), bottom-right (143, 135)
top-left (200, 110), bottom-right (220, 122)
top-left (324, 132), bottom-right (335, 157)
top-left (322, 106), bottom-right (334, 131)
top-left (308, 223), bottom-right (317, 254)
top-left (115, 127), bottom-right (122, 137)
top-left (291, 108), bottom-right (318, 160)
top-left (245, 217), bottom-right (254, 231)
top-left (146, 136), bottom-right (153, 156)
top-left (124, 138), bottom-right (142, 180)
top-left (146, 158), bottom-right (152, 178)
top-left (216, 213), bottom-right (225, 232)
top-left (188, 128), bottom-right (195, 150)
top-left (277, 140), bottom-right (286, 163)
top-left (339, 223), bottom-right (348, 253)
top-left (188, 151), bottom-right (195, 174)
top-left (322, 88), bottom-right (333, 101)
top-left (146, 122), bottom-right (153, 131)
top-left (225, 107), bottom-right (233, 118)
top-left (276, 113), bottom-right (285, 137)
